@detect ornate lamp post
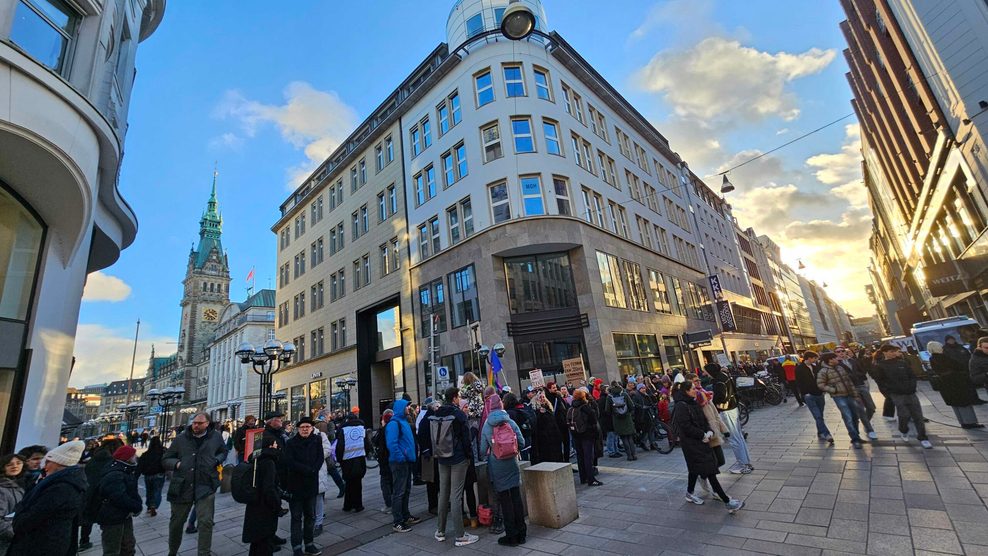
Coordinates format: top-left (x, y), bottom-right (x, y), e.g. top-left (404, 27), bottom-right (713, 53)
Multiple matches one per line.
top-left (123, 401), bottom-right (147, 433)
top-left (235, 339), bottom-right (295, 417)
top-left (334, 376), bottom-right (358, 412)
top-left (475, 342), bottom-right (507, 385)
top-left (146, 386), bottom-right (185, 437)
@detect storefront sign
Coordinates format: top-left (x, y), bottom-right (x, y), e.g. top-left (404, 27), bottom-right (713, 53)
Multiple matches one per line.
top-left (562, 357), bottom-right (586, 386)
top-left (716, 300), bottom-right (737, 332)
top-left (684, 330), bottom-right (713, 348)
top-left (529, 369), bottom-right (545, 388)
top-left (708, 275), bottom-right (724, 301)
top-left (311, 371), bottom-right (324, 379)
top-left (924, 260), bottom-right (969, 297)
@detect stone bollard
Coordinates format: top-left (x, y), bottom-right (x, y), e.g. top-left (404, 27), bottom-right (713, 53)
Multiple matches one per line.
top-left (522, 462), bottom-right (578, 528)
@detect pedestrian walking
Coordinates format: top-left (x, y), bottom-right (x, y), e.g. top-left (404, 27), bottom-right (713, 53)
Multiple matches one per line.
top-left (876, 344), bottom-right (933, 448)
top-left (162, 413), bottom-right (228, 556)
top-left (429, 387), bottom-right (478, 547)
top-left (385, 399), bottom-right (420, 533)
top-left (838, 347), bottom-right (877, 421)
top-left (240, 436), bottom-right (281, 556)
top-left (137, 436), bottom-right (166, 516)
top-left (94, 445), bottom-right (143, 556)
top-left (0, 454), bottom-right (25, 556)
top-left (816, 352), bottom-right (870, 448)
top-left (7, 440), bottom-right (87, 556)
top-left (284, 417), bottom-right (324, 556)
top-left (480, 393), bottom-right (527, 546)
top-left (706, 363), bottom-right (753, 473)
top-left (969, 336), bottom-right (988, 400)
top-left (336, 411), bottom-right (370, 513)
top-left (672, 383), bottom-right (744, 513)
top-left (928, 341), bottom-right (983, 428)
top-left (794, 351), bottom-right (832, 443)
top-left (781, 357), bottom-right (804, 406)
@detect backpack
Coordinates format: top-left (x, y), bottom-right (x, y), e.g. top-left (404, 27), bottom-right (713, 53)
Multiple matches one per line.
top-left (491, 422), bottom-right (519, 459)
top-left (567, 406), bottom-right (589, 434)
top-left (230, 461), bottom-right (258, 504)
top-left (429, 414), bottom-right (457, 459)
top-left (610, 393), bottom-right (628, 416)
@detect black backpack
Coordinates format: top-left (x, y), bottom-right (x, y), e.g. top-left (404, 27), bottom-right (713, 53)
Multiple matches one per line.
top-left (230, 461), bottom-right (258, 504)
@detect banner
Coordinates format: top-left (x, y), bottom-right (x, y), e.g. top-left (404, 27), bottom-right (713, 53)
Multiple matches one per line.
top-left (529, 369), bottom-right (545, 388)
top-left (716, 300), bottom-right (737, 332)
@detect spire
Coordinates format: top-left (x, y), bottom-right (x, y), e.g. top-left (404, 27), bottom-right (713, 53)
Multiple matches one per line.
top-left (193, 168), bottom-right (225, 269)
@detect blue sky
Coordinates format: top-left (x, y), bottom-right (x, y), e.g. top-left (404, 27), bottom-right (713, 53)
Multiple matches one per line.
top-left (72, 0), bottom-right (867, 386)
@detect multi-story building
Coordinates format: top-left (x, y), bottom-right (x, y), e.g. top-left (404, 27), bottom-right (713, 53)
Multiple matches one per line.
top-left (840, 0), bottom-right (988, 333)
top-left (0, 0), bottom-right (165, 452)
top-left (850, 315), bottom-right (884, 345)
top-left (205, 289), bottom-right (275, 422)
top-left (99, 378), bottom-right (143, 414)
top-left (799, 276), bottom-right (854, 345)
top-left (65, 387), bottom-right (101, 422)
top-left (757, 235), bottom-right (818, 350)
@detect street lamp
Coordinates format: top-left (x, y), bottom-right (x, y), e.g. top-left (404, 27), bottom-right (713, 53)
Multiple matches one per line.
top-left (500, 0), bottom-right (536, 41)
top-left (235, 339), bottom-right (295, 417)
top-left (123, 401), bottom-right (147, 433)
top-left (146, 386), bottom-right (185, 437)
top-left (475, 342), bottom-right (508, 387)
top-left (335, 375), bottom-right (358, 412)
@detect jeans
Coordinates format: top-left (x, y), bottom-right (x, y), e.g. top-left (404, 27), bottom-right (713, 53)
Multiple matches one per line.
top-left (101, 518), bottom-right (136, 556)
top-left (390, 461), bottom-right (413, 526)
top-left (605, 431), bottom-right (621, 455)
top-left (289, 494), bottom-right (316, 549)
top-left (496, 486), bottom-right (527, 542)
top-left (145, 474), bottom-right (165, 509)
top-left (168, 493), bottom-right (215, 556)
top-left (327, 462), bottom-right (345, 494)
top-left (889, 393), bottom-right (928, 440)
top-left (437, 460), bottom-right (469, 538)
top-left (314, 494), bottom-right (324, 527)
top-left (856, 384), bottom-right (876, 420)
top-left (719, 407), bottom-right (750, 466)
top-left (803, 393), bottom-right (831, 437)
top-left (851, 397), bottom-right (874, 434)
top-left (832, 396), bottom-right (862, 442)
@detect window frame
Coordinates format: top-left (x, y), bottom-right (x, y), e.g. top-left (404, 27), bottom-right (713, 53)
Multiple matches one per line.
top-left (475, 69), bottom-right (495, 107)
top-left (503, 64), bottom-right (526, 97)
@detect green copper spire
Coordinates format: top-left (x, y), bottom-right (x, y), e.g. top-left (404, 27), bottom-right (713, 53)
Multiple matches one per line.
top-left (193, 169), bottom-right (224, 269)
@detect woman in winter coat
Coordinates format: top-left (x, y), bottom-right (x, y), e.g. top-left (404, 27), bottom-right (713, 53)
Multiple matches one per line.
top-left (479, 394), bottom-right (527, 547)
top-left (459, 372), bottom-right (485, 460)
top-left (928, 341), bottom-right (984, 429)
top-left (605, 383), bottom-right (637, 460)
top-left (242, 436), bottom-right (282, 556)
top-left (95, 446), bottom-right (143, 556)
top-left (80, 437), bottom-right (123, 549)
top-left (0, 455), bottom-right (25, 556)
top-left (568, 389), bottom-right (602, 486)
top-left (690, 375), bottom-right (728, 497)
top-left (137, 436), bottom-right (166, 516)
top-left (531, 391), bottom-right (564, 464)
top-left (672, 383), bottom-right (743, 512)
top-left (335, 412), bottom-right (371, 512)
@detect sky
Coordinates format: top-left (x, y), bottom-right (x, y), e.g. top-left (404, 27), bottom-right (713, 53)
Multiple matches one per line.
top-left (72, 0), bottom-right (871, 386)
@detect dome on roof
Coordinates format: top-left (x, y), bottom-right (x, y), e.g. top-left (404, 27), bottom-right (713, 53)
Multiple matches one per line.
top-left (446, 0), bottom-right (548, 47)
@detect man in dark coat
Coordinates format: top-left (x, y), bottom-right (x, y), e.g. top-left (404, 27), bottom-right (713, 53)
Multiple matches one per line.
top-left (284, 417), bottom-right (324, 555)
top-left (162, 413), bottom-right (228, 556)
top-left (241, 436), bottom-right (282, 556)
top-left (8, 441), bottom-right (87, 556)
top-left (233, 415), bottom-right (258, 462)
top-left (95, 445), bottom-right (143, 556)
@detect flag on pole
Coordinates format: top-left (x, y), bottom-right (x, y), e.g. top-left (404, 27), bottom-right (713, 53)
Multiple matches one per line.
top-left (246, 266), bottom-right (255, 283)
top-left (490, 350), bottom-right (503, 389)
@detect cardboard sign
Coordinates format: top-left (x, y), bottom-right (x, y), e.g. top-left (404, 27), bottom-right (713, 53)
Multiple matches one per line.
top-left (562, 357), bottom-right (587, 386)
top-left (716, 353), bottom-right (732, 368)
top-left (529, 369), bottom-right (545, 388)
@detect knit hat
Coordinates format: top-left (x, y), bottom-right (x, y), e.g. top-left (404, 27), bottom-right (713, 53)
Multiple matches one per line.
top-left (112, 445), bottom-right (137, 463)
top-left (44, 440), bottom-right (84, 466)
top-left (296, 416), bottom-right (315, 427)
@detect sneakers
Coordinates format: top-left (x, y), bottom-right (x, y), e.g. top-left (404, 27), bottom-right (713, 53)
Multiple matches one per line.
top-left (685, 492), bottom-right (705, 505)
top-left (900, 432), bottom-right (910, 441)
top-left (824, 434), bottom-right (834, 444)
top-left (392, 523), bottom-right (412, 533)
top-left (725, 499), bottom-right (745, 513)
top-left (920, 440), bottom-right (933, 449)
top-left (405, 515), bottom-right (422, 525)
top-left (852, 440), bottom-right (862, 449)
top-left (867, 431), bottom-right (878, 440)
top-left (455, 533), bottom-right (479, 547)
top-left (728, 463), bottom-right (744, 474)
top-left (304, 543), bottom-right (322, 555)
top-left (434, 530), bottom-right (446, 542)
top-left (741, 464), bottom-right (754, 474)
top-left (885, 416), bottom-right (897, 421)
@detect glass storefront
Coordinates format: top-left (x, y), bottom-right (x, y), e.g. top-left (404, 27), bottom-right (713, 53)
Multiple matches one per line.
top-left (504, 253), bottom-right (577, 313)
top-left (290, 384), bottom-right (307, 420)
top-left (663, 336), bottom-right (686, 369)
top-left (613, 333), bottom-right (663, 376)
top-left (309, 379), bottom-right (327, 416)
top-left (516, 337), bottom-right (584, 388)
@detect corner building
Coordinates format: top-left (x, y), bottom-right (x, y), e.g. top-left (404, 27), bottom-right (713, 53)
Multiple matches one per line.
top-left (274, 0), bottom-right (741, 423)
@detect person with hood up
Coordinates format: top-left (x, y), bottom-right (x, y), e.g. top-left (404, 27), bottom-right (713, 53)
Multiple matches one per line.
top-left (706, 363), bottom-right (753, 474)
top-left (7, 440), bottom-right (87, 556)
top-left (568, 389), bottom-right (602, 486)
top-left (284, 417), bottom-right (324, 556)
top-left (672, 383), bottom-right (744, 513)
top-left (95, 445), bottom-right (143, 556)
top-left (335, 411), bottom-right (371, 512)
top-left (605, 382), bottom-right (637, 461)
top-left (480, 393), bottom-right (527, 546)
top-left (385, 399), bottom-right (420, 533)
top-left (944, 335), bottom-right (972, 369)
top-left (876, 344), bottom-right (932, 449)
top-left (928, 341), bottom-right (983, 428)
top-left (137, 436), bottom-right (166, 517)
top-left (241, 435), bottom-right (281, 556)
top-left (428, 387), bottom-right (478, 547)
top-left (0, 454), bottom-right (25, 556)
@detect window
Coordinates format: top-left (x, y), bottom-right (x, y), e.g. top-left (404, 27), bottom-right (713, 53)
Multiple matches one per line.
top-left (280, 228), bottom-right (291, 250)
top-left (294, 215), bottom-right (305, 238)
top-left (279, 263), bottom-right (290, 287)
top-left (310, 195), bottom-right (323, 224)
top-left (362, 254), bottom-right (371, 287)
top-left (503, 65), bottom-right (525, 97)
top-left (375, 144), bottom-right (384, 171)
top-left (334, 180), bottom-right (344, 207)
top-left (11, 0), bottom-right (79, 73)
top-left (607, 201), bottom-right (620, 234)
top-left (313, 281), bottom-right (325, 310)
top-left (596, 251), bottom-right (627, 308)
top-left (425, 166), bottom-right (436, 199)
top-left (330, 321), bottom-right (339, 351)
top-left (582, 140), bottom-right (594, 174)
top-left (648, 269), bottom-right (672, 313)
top-left (654, 225), bottom-right (670, 254)
top-left (311, 238), bottom-right (324, 266)
top-left (561, 83), bottom-right (585, 124)
top-left (589, 106), bottom-right (607, 140)
top-left (623, 260), bottom-right (648, 311)
top-left (460, 197), bottom-right (474, 237)
top-left (338, 269), bottom-right (345, 298)
top-left (475, 70), bottom-right (494, 106)
top-left (360, 204), bottom-right (369, 233)
top-left (410, 127), bottom-right (421, 157)
top-left (437, 101), bottom-right (450, 136)
top-left (449, 91), bottom-right (461, 125)
top-left (278, 302), bottom-right (289, 326)
top-left (386, 136), bottom-right (394, 162)
top-left (481, 122), bottom-right (502, 162)
top-left (359, 158), bottom-right (367, 184)
top-left (614, 334), bottom-right (663, 376)
top-left (489, 181), bottom-right (510, 223)
top-left (645, 184), bottom-right (659, 213)
top-left (391, 237), bottom-right (401, 270)
top-left (533, 67), bottom-right (552, 100)
top-left (422, 118), bottom-right (432, 149)
top-left (429, 216), bottom-right (441, 255)
top-left (447, 205), bottom-right (461, 244)
top-left (572, 135), bottom-right (583, 168)
top-left (311, 328), bottom-right (325, 357)
top-left (442, 151), bottom-right (455, 187)
top-left (414, 172), bottom-right (425, 206)
top-left (504, 253), bottom-right (577, 314)
top-left (553, 177), bottom-right (572, 216)
top-left (637, 216), bottom-right (653, 250)
top-left (465, 12), bottom-right (484, 38)
top-left (420, 279), bottom-right (447, 337)
top-left (543, 119), bottom-right (561, 155)
top-left (520, 175), bottom-right (545, 216)
top-left (353, 260), bottom-right (362, 290)
top-left (378, 192), bottom-right (386, 222)
top-left (418, 223), bottom-right (431, 258)
top-left (350, 166), bottom-right (358, 192)
top-left (329, 227), bottom-right (338, 254)
top-left (449, 265), bottom-right (480, 327)
top-left (379, 244), bottom-right (391, 277)
top-left (336, 222), bottom-right (344, 249)
top-left (294, 252), bottom-right (306, 278)
top-left (455, 142), bottom-right (468, 178)
top-left (512, 117), bottom-right (535, 153)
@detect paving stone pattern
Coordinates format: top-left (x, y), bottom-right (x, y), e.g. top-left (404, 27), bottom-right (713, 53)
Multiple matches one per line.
top-left (87, 382), bottom-right (988, 555)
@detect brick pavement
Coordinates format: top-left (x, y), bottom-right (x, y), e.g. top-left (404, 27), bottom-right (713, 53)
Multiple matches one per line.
top-left (85, 381), bottom-right (988, 555)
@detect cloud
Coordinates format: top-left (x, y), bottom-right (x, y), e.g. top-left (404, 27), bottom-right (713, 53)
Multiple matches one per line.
top-left (635, 37), bottom-right (835, 124)
top-left (785, 209), bottom-right (871, 243)
top-left (730, 184), bottom-right (834, 237)
top-left (832, 180), bottom-right (868, 209)
top-left (70, 324), bottom-right (173, 387)
top-left (208, 132), bottom-right (244, 150)
top-left (805, 124), bottom-right (861, 185)
top-left (82, 272), bottom-right (132, 302)
top-left (629, 0), bottom-right (717, 43)
top-left (214, 81), bottom-right (359, 188)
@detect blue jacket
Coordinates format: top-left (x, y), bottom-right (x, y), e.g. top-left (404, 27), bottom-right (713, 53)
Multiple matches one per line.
top-left (385, 399), bottom-right (416, 463)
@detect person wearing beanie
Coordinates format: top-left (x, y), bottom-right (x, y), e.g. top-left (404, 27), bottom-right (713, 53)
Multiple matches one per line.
top-left (705, 363), bottom-right (754, 474)
top-left (94, 444), bottom-right (142, 555)
top-left (7, 440), bottom-right (87, 556)
top-left (284, 416), bottom-right (324, 555)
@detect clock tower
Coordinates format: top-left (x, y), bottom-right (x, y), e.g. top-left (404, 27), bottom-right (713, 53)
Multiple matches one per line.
top-left (177, 172), bottom-right (231, 366)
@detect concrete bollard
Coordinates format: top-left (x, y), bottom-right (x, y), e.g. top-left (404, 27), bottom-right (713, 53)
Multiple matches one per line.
top-left (522, 462), bottom-right (578, 528)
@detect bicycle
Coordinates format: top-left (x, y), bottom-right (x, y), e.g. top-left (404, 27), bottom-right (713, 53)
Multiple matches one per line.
top-left (653, 420), bottom-right (676, 454)
top-left (738, 401), bottom-right (750, 427)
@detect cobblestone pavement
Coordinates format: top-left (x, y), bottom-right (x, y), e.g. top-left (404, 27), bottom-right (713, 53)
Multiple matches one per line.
top-left (88, 381), bottom-right (988, 555)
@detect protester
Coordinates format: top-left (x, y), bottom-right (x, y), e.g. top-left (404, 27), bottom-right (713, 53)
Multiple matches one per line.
top-left (672, 383), bottom-right (744, 512)
top-left (373, 409), bottom-right (394, 514)
top-left (241, 436), bottom-right (281, 556)
top-left (0, 454), bottom-right (25, 556)
top-left (233, 415), bottom-right (258, 462)
top-left (284, 417), bottom-right (323, 556)
top-left (530, 391), bottom-right (564, 464)
top-left (876, 344), bottom-right (933, 448)
top-left (480, 393), bottom-right (527, 546)
top-left (95, 445), bottom-right (143, 556)
top-left (706, 363), bottom-right (753, 473)
top-left (503, 393), bottom-right (533, 461)
top-left (545, 382), bottom-right (571, 462)
top-left (429, 387), bottom-right (478, 547)
top-left (336, 411), bottom-right (370, 513)
top-left (138, 436), bottom-right (166, 516)
top-left (385, 399), bottom-right (420, 533)
top-left (568, 389), bottom-right (602, 486)
top-left (838, 346), bottom-right (877, 422)
top-left (929, 341), bottom-right (983, 428)
top-left (459, 372), bottom-right (485, 460)
top-left (794, 351), bottom-right (832, 443)
top-left (7, 440), bottom-right (86, 556)
top-left (13, 446), bottom-right (45, 493)
top-left (605, 382), bottom-right (637, 461)
top-left (80, 436), bottom-right (123, 549)
top-left (163, 412), bottom-right (228, 556)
